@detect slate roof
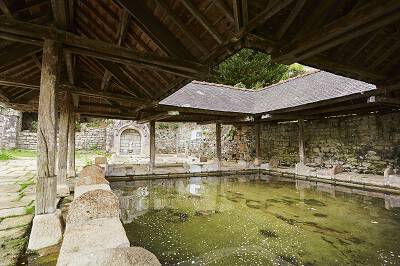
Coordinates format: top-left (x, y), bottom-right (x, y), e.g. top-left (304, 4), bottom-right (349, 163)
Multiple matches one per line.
top-left (160, 71), bottom-right (377, 115)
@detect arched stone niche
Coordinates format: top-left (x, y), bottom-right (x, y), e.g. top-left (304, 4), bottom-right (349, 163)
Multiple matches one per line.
top-left (106, 121), bottom-right (150, 156)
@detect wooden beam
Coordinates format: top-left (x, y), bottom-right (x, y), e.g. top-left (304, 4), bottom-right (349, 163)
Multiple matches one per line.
top-left (0, 0), bottom-right (12, 17)
top-left (67, 101), bottom-right (76, 178)
top-left (276, 0), bottom-right (306, 39)
top-left (274, 1), bottom-right (400, 63)
top-left (216, 122), bottom-right (222, 163)
top-left (241, 0), bottom-right (248, 27)
top-left (0, 75), bottom-right (154, 104)
top-left (370, 41), bottom-right (400, 69)
top-left (298, 119), bottom-right (305, 164)
top-left (101, 10), bottom-right (130, 92)
top-left (303, 55), bottom-right (386, 82)
top-left (149, 121), bottom-right (156, 170)
top-left (244, 34), bottom-right (276, 54)
top-left (137, 111), bottom-right (179, 124)
top-left (254, 122), bottom-right (261, 165)
top-left (57, 92), bottom-right (71, 196)
top-left (0, 43), bottom-right (42, 69)
top-left (181, 0), bottom-right (224, 44)
top-left (233, 0), bottom-right (241, 31)
top-left (0, 17), bottom-right (206, 78)
top-left (154, 0), bottom-right (208, 55)
top-left (98, 60), bottom-right (150, 98)
top-left (52, 0), bottom-right (75, 84)
top-left (368, 96), bottom-right (400, 107)
top-left (116, 0), bottom-right (193, 60)
top-left (215, 0), bottom-right (234, 21)
top-left (36, 39), bottom-right (60, 215)
top-left (230, 0), bottom-right (294, 42)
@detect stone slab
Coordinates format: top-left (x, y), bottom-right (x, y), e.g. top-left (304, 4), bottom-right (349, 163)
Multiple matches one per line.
top-left (64, 247), bottom-right (160, 266)
top-left (28, 210), bottom-right (63, 251)
top-left (74, 183), bottom-right (111, 199)
top-left (67, 189), bottom-right (120, 224)
top-left (0, 214), bottom-right (32, 230)
top-left (57, 217), bottom-right (130, 266)
top-left (0, 207), bottom-right (26, 218)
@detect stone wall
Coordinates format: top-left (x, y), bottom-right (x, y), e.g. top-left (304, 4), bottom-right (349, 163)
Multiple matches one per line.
top-left (0, 105), bottom-right (21, 149)
top-left (261, 112), bottom-right (400, 174)
top-left (75, 127), bottom-right (106, 150)
top-left (15, 126), bottom-right (107, 150)
top-left (17, 131), bottom-right (37, 150)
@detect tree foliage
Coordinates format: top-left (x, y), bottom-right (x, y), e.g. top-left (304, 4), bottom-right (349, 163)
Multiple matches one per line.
top-left (209, 49), bottom-right (305, 89)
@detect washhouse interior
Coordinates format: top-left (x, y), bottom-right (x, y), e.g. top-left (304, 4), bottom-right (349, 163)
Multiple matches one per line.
top-left (0, 0), bottom-right (399, 265)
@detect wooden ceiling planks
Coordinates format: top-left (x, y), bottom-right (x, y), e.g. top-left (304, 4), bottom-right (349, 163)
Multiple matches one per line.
top-left (0, 0), bottom-right (398, 122)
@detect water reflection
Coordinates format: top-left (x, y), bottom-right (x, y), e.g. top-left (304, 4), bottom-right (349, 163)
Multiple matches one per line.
top-left (112, 175), bottom-right (400, 266)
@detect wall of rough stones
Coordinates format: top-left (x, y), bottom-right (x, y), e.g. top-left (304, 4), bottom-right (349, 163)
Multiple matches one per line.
top-left (260, 112), bottom-right (400, 174)
top-left (0, 105), bottom-right (21, 149)
top-left (15, 126), bottom-right (106, 150)
top-left (75, 127), bottom-right (106, 150)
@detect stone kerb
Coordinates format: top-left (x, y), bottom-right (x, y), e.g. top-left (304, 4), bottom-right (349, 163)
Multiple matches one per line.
top-left (66, 189), bottom-right (120, 225)
top-left (75, 165), bottom-right (110, 198)
top-left (65, 247), bottom-right (161, 266)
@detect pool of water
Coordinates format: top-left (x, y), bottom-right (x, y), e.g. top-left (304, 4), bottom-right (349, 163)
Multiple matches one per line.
top-left (112, 175), bottom-right (400, 265)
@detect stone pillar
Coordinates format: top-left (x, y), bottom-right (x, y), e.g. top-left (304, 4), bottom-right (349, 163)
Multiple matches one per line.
top-left (149, 121), bottom-right (155, 171)
top-left (254, 123), bottom-right (261, 166)
top-left (216, 123), bottom-right (222, 166)
top-left (298, 119), bottom-right (305, 164)
top-left (56, 92), bottom-right (71, 196)
top-left (28, 40), bottom-right (63, 251)
top-left (67, 106), bottom-right (76, 178)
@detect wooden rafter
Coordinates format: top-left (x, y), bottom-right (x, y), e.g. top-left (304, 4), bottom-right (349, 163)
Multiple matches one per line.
top-left (274, 1), bottom-right (400, 63)
top-left (181, 0), bottom-right (224, 44)
top-left (0, 75), bottom-right (154, 105)
top-left (0, 17), bottom-right (206, 78)
top-left (276, 0), bottom-right (306, 39)
top-left (116, 0), bottom-right (193, 60)
top-left (154, 0), bottom-right (208, 55)
top-left (137, 111), bottom-right (180, 124)
top-left (52, 0), bottom-right (75, 85)
top-left (214, 0), bottom-right (234, 21)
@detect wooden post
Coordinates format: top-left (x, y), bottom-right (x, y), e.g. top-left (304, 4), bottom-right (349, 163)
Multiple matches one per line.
top-left (216, 123), bottom-right (222, 165)
top-left (36, 40), bottom-right (61, 215)
top-left (67, 110), bottom-right (76, 178)
top-left (56, 92), bottom-right (71, 196)
top-left (254, 123), bottom-right (261, 166)
top-left (149, 121), bottom-right (156, 171)
top-left (298, 119), bottom-right (305, 164)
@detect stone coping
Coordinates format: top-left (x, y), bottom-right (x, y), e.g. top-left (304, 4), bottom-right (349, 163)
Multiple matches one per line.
top-left (106, 168), bottom-right (400, 195)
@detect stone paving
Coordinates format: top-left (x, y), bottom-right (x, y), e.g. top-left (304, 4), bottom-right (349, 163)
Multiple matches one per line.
top-left (0, 158), bottom-right (36, 266)
top-left (0, 155), bottom-right (95, 266)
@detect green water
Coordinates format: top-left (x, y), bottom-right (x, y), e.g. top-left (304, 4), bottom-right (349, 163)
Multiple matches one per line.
top-left (113, 176), bottom-right (400, 266)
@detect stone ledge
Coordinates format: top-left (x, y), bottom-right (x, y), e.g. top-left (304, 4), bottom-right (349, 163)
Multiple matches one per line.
top-left (57, 217), bottom-right (130, 266)
top-left (28, 210), bottom-right (63, 251)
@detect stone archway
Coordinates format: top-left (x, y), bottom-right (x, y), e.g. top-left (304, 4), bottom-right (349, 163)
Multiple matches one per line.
top-left (107, 121), bottom-right (150, 156)
top-left (119, 128), bottom-right (141, 155)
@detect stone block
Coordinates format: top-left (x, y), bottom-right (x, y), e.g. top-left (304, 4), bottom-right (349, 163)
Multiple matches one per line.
top-left (28, 210), bottom-right (63, 251)
top-left (94, 156), bottom-right (107, 165)
top-left (57, 217), bottom-right (130, 266)
top-left (199, 156), bottom-right (207, 162)
top-left (74, 184), bottom-right (112, 199)
top-left (384, 166), bottom-right (394, 178)
top-left (328, 165), bottom-right (343, 176)
top-left (57, 184), bottom-right (70, 197)
top-left (62, 247), bottom-right (160, 266)
top-left (189, 164), bottom-right (202, 173)
top-left (106, 166), bottom-right (127, 177)
top-left (77, 165), bottom-right (108, 186)
top-left (268, 158), bottom-right (279, 168)
top-left (67, 189), bottom-right (120, 225)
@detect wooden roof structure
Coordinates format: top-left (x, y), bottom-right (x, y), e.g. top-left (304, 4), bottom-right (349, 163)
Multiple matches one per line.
top-left (0, 0), bottom-right (399, 122)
